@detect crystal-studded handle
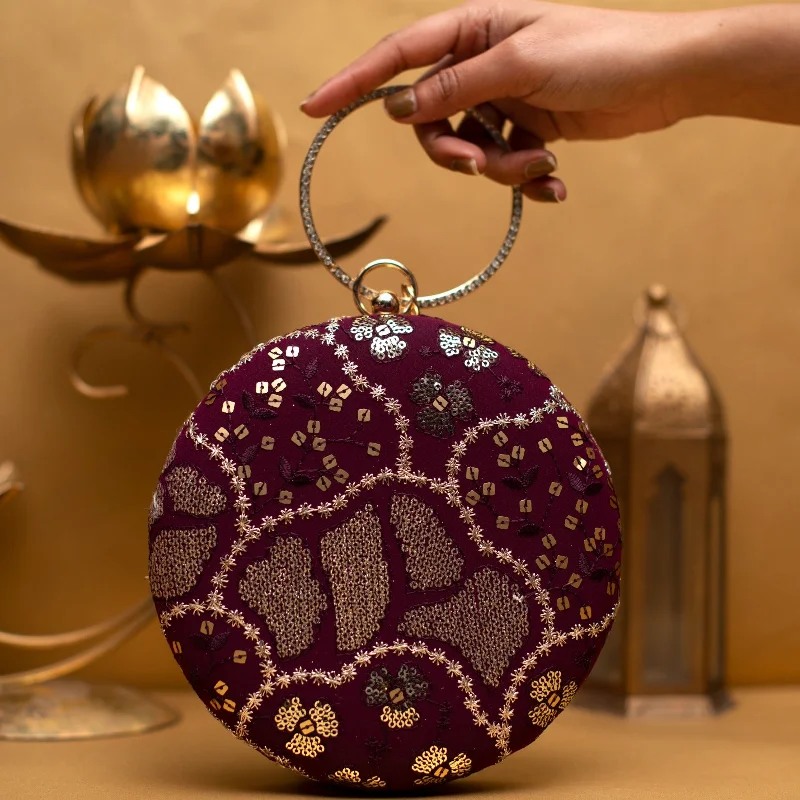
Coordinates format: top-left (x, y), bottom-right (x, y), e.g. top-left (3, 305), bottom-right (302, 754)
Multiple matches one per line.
top-left (300, 85), bottom-right (523, 309)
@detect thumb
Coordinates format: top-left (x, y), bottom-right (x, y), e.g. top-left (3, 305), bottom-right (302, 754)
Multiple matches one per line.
top-left (385, 42), bottom-right (527, 123)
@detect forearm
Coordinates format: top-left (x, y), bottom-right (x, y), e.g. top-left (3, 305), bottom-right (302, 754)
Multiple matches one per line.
top-left (671, 4), bottom-right (800, 124)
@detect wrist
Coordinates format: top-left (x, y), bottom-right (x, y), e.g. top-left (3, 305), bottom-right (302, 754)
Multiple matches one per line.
top-left (663, 5), bottom-right (800, 124)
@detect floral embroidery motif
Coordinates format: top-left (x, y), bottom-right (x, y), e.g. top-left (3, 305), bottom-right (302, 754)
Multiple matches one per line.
top-left (329, 768), bottom-right (386, 788)
top-left (412, 746), bottom-right (472, 785)
top-left (349, 315), bottom-right (413, 362)
top-left (409, 369), bottom-right (474, 438)
top-left (438, 327), bottom-right (498, 372)
top-left (274, 697), bottom-right (339, 757)
top-left (528, 670), bottom-right (578, 727)
top-left (497, 374), bottom-right (523, 401)
top-left (364, 664), bottom-right (429, 729)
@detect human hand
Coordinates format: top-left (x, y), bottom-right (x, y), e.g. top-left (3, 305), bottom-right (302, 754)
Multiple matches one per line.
top-left (300, 0), bottom-right (698, 202)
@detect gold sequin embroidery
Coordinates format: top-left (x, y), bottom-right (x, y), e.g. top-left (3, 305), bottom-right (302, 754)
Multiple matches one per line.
top-left (149, 526), bottom-right (217, 598)
top-left (165, 465), bottom-right (227, 517)
top-left (399, 568), bottom-right (529, 686)
top-left (274, 697), bottom-right (339, 758)
top-left (238, 537), bottom-right (327, 658)
top-left (329, 768), bottom-right (386, 788)
top-left (528, 670), bottom-right (578, 727)
top-left (390, 494), bottom-right (463, 590)
top-left (320, 505), bottom-right (390, 651)
top-left (412, 746), bottom-right (472, 785)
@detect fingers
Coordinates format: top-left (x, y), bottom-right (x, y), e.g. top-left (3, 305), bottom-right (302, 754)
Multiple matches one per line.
top-left (301, 10), bottom-right (466, 117)
top-left (383, 41), bottom-right (528, 124)
top-left (456, 110), bottom-right (558, 186)
top-left (414, 119), bottom-right (487, 176)
top-left (523, 175), bottom-right (567, 203)
top-left (413, 104), bottom-right (564, 201)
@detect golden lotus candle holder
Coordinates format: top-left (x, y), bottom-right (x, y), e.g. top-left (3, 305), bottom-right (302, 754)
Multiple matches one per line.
top-left (0, 68), bottom-right (384, 739)
top-left (0, 65), bottom-right (384, 397)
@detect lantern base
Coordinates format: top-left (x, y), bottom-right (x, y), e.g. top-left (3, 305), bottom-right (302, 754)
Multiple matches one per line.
top-left (0, 680), bottom-right (179, 741)
top-left (576, 687), bottom-right (733, 718)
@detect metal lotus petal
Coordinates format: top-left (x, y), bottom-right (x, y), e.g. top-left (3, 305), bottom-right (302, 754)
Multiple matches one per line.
top-left (135, 224), bottom-right (251, 272)
top-left (194, 70), bottom-right (284, 233)
top-left (136, 215), bottom-right (388, 271)
top-left (70, 97), bottom-right (107, 227)
top-left (0, 219), bottom-right (138, 282)
top-left (82, 66), bottom-right (196, 233)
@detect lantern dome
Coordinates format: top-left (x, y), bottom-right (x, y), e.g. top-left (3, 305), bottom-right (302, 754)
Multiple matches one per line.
top-left (588, 285), bottom-right (724, 440)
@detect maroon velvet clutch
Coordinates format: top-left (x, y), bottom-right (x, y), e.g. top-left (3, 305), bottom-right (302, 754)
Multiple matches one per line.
top-left (148, 313), bottom-right (621, 790)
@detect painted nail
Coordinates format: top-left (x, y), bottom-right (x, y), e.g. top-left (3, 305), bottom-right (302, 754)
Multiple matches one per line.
top-left (537, 186), bottom-right (562, 203)
top-left (452, 158), bottom-right (480, 176)
top-left (524, 154), bottom-right (558, 180)
top-left (384, 88), bottom-right (417, 119)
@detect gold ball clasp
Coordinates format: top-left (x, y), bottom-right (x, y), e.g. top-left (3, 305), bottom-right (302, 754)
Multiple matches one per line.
top-left (371, 291), bottom-right (401, 314)
top-left (353, 259), bottom-right (419, 316)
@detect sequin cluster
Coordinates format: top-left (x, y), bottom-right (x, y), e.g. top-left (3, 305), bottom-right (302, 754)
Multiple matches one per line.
top-left (390, 494), bottom-right (463, 590)
top-left (149, 526), bottom-right (217, 599)
top-left (238, 537), bottom-right (327, 658)
top-left (320, 505), bottom-right (390, 652)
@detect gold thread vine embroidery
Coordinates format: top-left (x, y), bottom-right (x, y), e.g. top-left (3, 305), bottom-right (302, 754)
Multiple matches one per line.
top-left (390, 494), bottom-right (464, 590)
top-left (238, 537), bottom-right (327, 658)
top-left (149, 526), bottom-right (217, 599)
top-left (399, 568), bottom-right (530, 687)
top-left (165, 465), bottom-right (227, 517)
top-left (320, 505), bottom-right (390, 651)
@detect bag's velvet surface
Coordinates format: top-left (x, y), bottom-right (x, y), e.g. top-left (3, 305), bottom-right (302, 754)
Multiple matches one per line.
top-left (149, 314), bottom-right (622, 790)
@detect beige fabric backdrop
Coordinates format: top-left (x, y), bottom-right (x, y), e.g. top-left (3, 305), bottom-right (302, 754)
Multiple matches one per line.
top-left (0, 0), bottom-right (798, 688)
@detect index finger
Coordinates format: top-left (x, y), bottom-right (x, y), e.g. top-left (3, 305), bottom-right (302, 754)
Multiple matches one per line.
top-left (300, 8), bottom-right (467, 117)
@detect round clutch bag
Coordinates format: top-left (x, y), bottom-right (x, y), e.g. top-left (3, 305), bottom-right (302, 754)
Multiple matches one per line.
top-left (148, 88), bottom-right (621, 791)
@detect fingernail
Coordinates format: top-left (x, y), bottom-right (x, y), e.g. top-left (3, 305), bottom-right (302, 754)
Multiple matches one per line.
top-left (384, 88), bottom-right (417, 119)
top-left (524, 154), bottom-right (558, 180)
top-left (537, 186), bottom-right (562, 203)
top-left (452, 158), bottom-right (480, 176)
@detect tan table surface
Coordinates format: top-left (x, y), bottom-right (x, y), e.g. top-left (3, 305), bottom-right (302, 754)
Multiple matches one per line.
top-left (1, 688), bottom-right (798, 799)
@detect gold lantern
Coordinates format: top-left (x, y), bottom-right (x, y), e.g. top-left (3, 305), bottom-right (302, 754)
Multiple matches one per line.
top-left (580, 285), bottom-right (730, 716)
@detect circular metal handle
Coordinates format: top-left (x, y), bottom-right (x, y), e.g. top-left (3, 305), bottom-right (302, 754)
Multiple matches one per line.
top-left (299, 85), bottom-right (523, 309)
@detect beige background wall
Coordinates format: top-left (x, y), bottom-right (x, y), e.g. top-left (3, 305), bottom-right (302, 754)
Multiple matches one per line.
top-left (0, 0), bottom-right (798, 688)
